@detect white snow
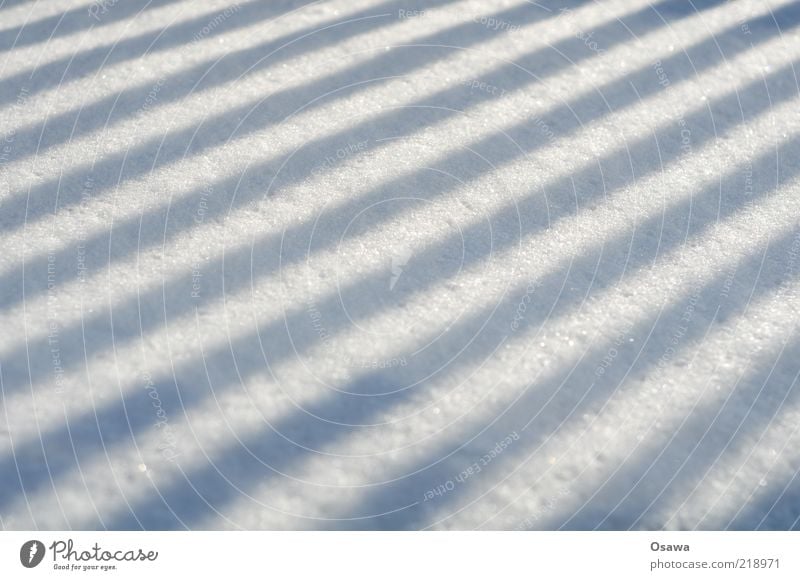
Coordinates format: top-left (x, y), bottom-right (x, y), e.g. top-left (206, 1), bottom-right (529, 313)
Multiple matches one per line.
top-left (1, 0), bottom-right (799, 530)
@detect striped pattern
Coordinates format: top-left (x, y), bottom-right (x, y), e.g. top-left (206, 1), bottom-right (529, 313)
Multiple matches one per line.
top-left (0, 0), bottom-right (799, 530)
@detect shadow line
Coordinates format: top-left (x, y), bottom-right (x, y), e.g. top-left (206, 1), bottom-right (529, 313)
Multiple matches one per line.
top-left (103, 192), bottom-right (800, 530)
top-left (2, 50), bottom-right (795, 400)
top-left (2, 129), bottom-right (796, 526)
top-left (0, 0), bottom-right (184, 52)
top-left (319, 182), bottom-right (800, 530)
top-left (0, 0), bottom-right (792, 528)
top-left (0, 0), bottom-right (463, 141)
top-left (2, 0), bottom-right (786, 324)
top-left (1, 0), bottom-right (720, 234)
top-left (555, 329), bottom-right (800, 530)
top-left (728, 469), bottom-right (800, 530)
top-left (0, 67), bottom-right (794, 527)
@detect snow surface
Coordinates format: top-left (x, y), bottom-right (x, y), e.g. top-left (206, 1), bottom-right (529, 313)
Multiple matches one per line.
top-left (1, 0), bottom-right (800, 530)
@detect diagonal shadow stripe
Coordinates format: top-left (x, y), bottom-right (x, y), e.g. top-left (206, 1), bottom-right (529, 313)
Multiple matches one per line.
top-left (553, 328), bottom-right (800, 530)
top-left (0, 0), bottom-right (724, 234)
top-left (325, 226), bottom-right (800, 530)
top-left (1, 49), bottom-right (795, 402)
top-left (728, 468), bottom-right (800, 529)
top-left (0, 0), bottom-right (465, 132)
top-left (0, 1), bottom-right (792, 524)
top-left (0, 73), bottom-right (793, 530)
top-left (0, 0), bottom-right (185, 52)
top-left (1, 129), bottom-right (793, 526)
top-left (0, 0), bottom-right (50, 12)
top-left (4, 73), bottom-right (797, 525)
top-left (99, 193), bottom-right (800, 530)
top-left (2, 0), bottom-right (788, 321)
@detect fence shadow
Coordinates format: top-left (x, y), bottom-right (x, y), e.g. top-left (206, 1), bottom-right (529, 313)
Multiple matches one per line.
top-left (554, 327), bottom-right (800, 530)
top-left (729, 471), bottom-right (800, 530)
top-left (0, 0), bottom-right (184, 51)
top-left (1, 49), bottom-right (797, 528)
top-left (2, 0), bottom-right (799, 531)
top-left (2, 0), bottom-right (789, 329)
top-left (0, 0), bottom-right (597, 231)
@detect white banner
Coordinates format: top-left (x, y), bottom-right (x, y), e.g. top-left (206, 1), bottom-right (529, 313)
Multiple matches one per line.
top-left (0, 532), bottom-right (796, 579)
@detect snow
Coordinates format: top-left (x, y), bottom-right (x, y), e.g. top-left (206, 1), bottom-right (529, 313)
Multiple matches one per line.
top-left (1, 0), bottom-right (799, 530)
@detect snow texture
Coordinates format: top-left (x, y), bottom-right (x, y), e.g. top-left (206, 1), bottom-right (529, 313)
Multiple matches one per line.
top-left (1, 0), bottom-right (800, 530)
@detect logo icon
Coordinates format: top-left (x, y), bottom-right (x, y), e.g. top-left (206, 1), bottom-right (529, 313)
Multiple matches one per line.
top-left (20, 540), bottom-right (45, 568)
top-left (389, 246), bottom-right (413, 291)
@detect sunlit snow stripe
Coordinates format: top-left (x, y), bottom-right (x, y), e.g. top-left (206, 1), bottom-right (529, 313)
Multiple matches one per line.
top-left (0, 0), bottom-right (108, 38)
top-left (456, 278), bottom-right (800, 530)
top-left (0, 0), bottom-right (777, 359)
top-left (7, 22), bottom-right (793, 468)
top-left (0, 0), bottom-right (738, 250)
top-left (198, 141), bottom-right (800, 529)
top-left (7, 92), bottom-right (799, 529)
top-left (650, 352), bottom-right (800, 530)
top-left (0, 0), bottom-right (247, 85)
